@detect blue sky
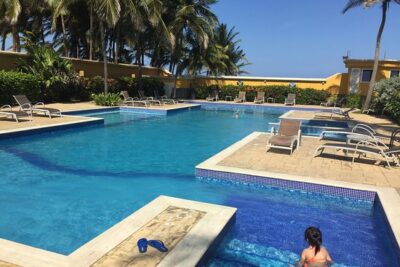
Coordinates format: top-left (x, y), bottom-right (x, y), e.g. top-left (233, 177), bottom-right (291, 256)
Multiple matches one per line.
top-left (212, 0), bottom-right (400, 77)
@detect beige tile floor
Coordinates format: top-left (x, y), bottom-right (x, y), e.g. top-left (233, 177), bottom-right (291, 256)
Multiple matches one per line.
top-left (0, 260), bottom-right (18, 267)
top-left (219, 134), bottom-right (400, 190)
top-left (91, 206), bottom-right (205, 267)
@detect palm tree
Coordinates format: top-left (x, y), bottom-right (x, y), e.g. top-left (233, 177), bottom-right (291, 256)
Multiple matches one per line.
top-left (343, 0), bottom-right (400, 110)
top-left (0, 0), bottom-right (21, 51)
top-left (169, 0), bottom-right (218, 97)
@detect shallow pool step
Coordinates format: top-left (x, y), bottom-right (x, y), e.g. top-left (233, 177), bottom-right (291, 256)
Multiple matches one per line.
top-left (211, 239), bottom-right (352, 267)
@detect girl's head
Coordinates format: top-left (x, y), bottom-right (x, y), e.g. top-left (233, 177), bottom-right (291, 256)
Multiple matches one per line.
top-left (304, 227), bottom-right (322, 255)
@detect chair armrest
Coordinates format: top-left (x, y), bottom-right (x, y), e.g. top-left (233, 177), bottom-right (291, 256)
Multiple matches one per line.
top-left (34, 102), bottom-right (45, 107)
top-left (1, 105), bottom-right (12, 110)
top-left (298, 130), bottom-right (302, 146)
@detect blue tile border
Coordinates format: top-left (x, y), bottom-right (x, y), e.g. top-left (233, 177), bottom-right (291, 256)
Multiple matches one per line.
top-left (62, 107), bottom-right (119, 115)
top-left (186, 101), bottom-right (333, 113)
top-left (195, 168), bottom-right (376, 202)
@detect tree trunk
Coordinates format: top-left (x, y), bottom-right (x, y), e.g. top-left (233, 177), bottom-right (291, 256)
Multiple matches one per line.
top-left (363, 1), bottom-right (388, 110)
top-left (1, 31), bottom-right (6, 50)
top-left (137, 49), bottom-right (143, 92)
top-left (61, 15), bottom-right (68, 57)
top-left (100, 22), bottom-right (108, 94)
top-left (12, 24), bottom-right (20, 52)
top-left (89, 2), bottom-right (93, 60)
top-left (114, 25), bottom-right (119, 63)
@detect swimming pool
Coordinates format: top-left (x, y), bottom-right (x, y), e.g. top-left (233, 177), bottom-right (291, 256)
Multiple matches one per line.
top-left (0, 108), bottom-right (398, 266)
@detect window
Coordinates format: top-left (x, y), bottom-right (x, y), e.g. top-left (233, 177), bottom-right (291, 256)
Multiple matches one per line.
top-left (390, 70), bottom-right (400, 78)
top-left (361, 69), bottom-right (373, 82)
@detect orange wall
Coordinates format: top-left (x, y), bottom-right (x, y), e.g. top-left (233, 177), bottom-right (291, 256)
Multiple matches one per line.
top-left (0, 51), bottom-right (171, 78)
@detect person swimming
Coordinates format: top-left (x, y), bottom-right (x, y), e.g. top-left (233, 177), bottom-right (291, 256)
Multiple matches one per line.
top-left (297, 227), bottom-right (333, 267)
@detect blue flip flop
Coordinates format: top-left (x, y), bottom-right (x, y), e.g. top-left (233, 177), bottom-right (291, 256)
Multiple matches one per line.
top-left (137, 238), bottom-right (148, 253)
top-left (148, 240), bottom-right (168, 252)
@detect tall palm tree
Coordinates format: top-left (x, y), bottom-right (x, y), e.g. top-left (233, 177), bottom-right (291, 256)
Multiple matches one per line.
top-left (47, 0), bottom-right (70, 56)
top-left (0, 0), bottom-right (21, 51)
top-left (169, 0), bottom-right (218, 97)
top-left (343, 0), bottom-right (400, 109)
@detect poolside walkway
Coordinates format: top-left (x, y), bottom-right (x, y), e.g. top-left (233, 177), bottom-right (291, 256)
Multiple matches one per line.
top-left (0, 102), bottom-right (197, 132)
top-left (218, 133), bottom-right (400, 190)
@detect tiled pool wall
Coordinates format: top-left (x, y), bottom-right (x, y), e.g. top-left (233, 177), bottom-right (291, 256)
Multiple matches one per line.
top-left (195, 168), bottom-right (400, 263)
top-left (374, 196), bottom-right (400, 265)
top-left (187, 101), bottom-right (333, 113)
top-left (195, 168), bottom-right (376, 202)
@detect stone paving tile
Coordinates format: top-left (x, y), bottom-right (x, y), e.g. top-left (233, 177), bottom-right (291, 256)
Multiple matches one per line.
top-left (0, 261), bottom-right (19, 267)
top-left (218, 134), bottom-right (400, 192)
top-left (91, 206), bottom-right (205, 267)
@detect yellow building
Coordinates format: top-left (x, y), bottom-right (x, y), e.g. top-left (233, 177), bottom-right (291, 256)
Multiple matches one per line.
top-left (344, 57), bottom-right (400, 95)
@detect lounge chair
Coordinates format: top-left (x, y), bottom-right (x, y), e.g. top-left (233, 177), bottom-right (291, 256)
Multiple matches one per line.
top-left (120, 91), bottom-right (149, 107)
top-left (138, 90), bottom-right (162, 106)
top-left (234, 91), bottom-right (246, 103)
top-left (314, 140), bottom-right (400, 168)
top-left (285, 93), bottom-right (296, 105)
top-left (319, 123), bottom-right (377, 139)
top-left (13, 95), bottom-right (61, 118)
top-left (320, 97), bottom-right (345, 107)
top-left (154, 90), bottom-right (175, 104)
top-left (0, 105), bottom-right (32, 122)
top-left (254, 91), bottom-right (265, 104)
top-left (206, 90), bottom-right (219, 102)
top-left (266, 119), bottom-right (302, 154)
top-left (316, 107), bottom-right (355, 120)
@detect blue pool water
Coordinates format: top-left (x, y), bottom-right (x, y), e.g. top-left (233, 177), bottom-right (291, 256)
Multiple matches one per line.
top-left (0, 108), bottom-right (398, 266)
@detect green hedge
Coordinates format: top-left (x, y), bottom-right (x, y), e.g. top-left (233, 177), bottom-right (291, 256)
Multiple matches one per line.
top-left (194, 85), bottom-right (330, 105)
top-left (374, 77), bottom-right (400, 122)
top-left (84, 76), bottom-right (165, 98)
top-left (0, 71), bottom-right (42, 105)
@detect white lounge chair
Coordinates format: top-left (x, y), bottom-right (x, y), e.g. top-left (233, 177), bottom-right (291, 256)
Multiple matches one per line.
top-left (285, 93), bottom-right (296, 105)
top-left (267, 119), bottom-right (302, 154)
top-left (206, 90), bottom-right (219, 102)
top-left (0, 105), bottom-right (32, 122)
top-left (254, 91), bottom-right (265, 104)
top-left (13, 95), bottom-right (61, 118)
top-left (138, 90), bottom-right (162, 106)
top-left (320, 123), bottom-right (385, 141)
top-left (234, 91), bottom-right (246, 103)
top-left (154, 90), bottom-right (175, 104)
top-left (314, 140), bottom-right (400, 168)
top-left (120, 91), bottom-right (149, 107)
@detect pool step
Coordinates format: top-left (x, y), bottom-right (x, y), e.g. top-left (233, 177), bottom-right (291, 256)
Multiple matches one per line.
top-left (210, 239), bottom-right (352, 267)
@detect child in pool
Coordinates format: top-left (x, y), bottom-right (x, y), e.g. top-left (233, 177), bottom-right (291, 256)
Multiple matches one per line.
top-left (297, 227), bottom-right (333, 267)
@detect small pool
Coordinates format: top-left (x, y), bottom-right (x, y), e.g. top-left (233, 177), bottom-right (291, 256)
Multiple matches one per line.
top-left (0, 107), bottom-right (398, 266)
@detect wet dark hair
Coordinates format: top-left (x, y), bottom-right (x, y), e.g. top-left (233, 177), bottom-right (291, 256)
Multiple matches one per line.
top-left (305, 227), bottom-right (322, 255)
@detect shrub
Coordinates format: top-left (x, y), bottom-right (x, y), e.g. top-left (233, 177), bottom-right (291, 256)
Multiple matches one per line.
top-left (193, 85), bottom-right (330, 105)
top-left (344, 93), bottom-right (363, 108)
top-left (92, 93), bottom-right (121, 106)
top-left (374, 77), bottom-right (400, 121)
top-left (85, 76), bottom-right (164, 98)
top-left (0, 71), bottom-right (42, 105)
top-left (17, 41), bottom-right (78, 102)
